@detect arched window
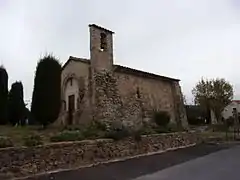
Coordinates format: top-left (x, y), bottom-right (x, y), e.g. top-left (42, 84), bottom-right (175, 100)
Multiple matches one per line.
top-left (136, 87), bottom-right (141, 99)
top-left (69, 77), bottom-right (73, 86)
top-left (100, 32), bottom-right (107, 51)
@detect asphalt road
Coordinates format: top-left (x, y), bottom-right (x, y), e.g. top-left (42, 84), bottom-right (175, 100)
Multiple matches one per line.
top-left (134, 144), bottom-right (240, 180)
top-left (24, 143), bottom-right (234, 180)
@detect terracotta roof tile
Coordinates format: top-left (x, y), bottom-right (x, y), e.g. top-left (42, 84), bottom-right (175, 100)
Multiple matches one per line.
top-left (232, 100), bottom-right (240, 104)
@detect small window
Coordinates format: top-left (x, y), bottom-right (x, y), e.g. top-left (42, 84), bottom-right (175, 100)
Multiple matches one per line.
top-left (69, 78), bottom-right (73, 86)
top-left (63, 101), bottom-right (66, 111)
top-left (233, 108), bottom-right (237, 114)
top-left (77, 98), bottom-right (80, 109)
top-left (136, 87), bottom-right (141, 98)
top-left (100, 32), bottom-right (107, 50)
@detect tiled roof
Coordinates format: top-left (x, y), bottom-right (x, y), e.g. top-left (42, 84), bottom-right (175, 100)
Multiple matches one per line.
top-left (61, 56), bottom-right (89, 70)
top-left (113, 64), bottom-right (179, 82)
top-left (89, 24), bottom-right (115, 34)
top-left (232, 100), bottom-right (240, 104)
top-left (62, 56), bottom-right (180, 82)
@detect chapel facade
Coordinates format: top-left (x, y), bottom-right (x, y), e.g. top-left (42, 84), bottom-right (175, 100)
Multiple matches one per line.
top-left (57, 24), bottom-right (188, 128)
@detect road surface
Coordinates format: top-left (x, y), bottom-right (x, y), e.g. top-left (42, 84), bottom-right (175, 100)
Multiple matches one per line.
top-left (25, 143), bottom-right (238, 180)
top-left (134, 143), bottom-right (240, 180)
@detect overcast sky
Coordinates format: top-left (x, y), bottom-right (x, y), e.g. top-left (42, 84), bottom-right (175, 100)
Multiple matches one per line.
top-left (1, 0), bottom-right (240, 105)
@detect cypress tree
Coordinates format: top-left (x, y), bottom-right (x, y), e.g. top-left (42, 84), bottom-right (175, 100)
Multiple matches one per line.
top-left (31, 54), bottom-right (61, 127)
top-left (0, 66), bottom-right (8, 124)
top-left (8, 81), bottom-right (25, 125)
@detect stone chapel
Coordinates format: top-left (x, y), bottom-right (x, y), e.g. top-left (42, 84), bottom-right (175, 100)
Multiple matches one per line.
top-left (56, 24), bottom-right (188, 128)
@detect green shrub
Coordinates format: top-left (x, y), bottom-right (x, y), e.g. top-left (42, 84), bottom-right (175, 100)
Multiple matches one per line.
top-left (105, 128), bottom-right (130, 141)
top-left (50, 130), bottom-right (83, 142)
top-left (63, 121), bottom-right (106, 139)
top-left (139, 122), bottom-right (182, 135)
top-left (0, 136), bottom-right (13, 148)
top-left (153, 110), bottom-right (170, 127)
top-left (154, 126), bottom-right (171, 133)
top-left (138, 125), bottom-right (157, 135)
top-left (24, 134), bottom-right (43, 147)
top-left (92, 121), bottom-right (107, 131)
top-left (81, 127), bottom-right (100, 139)
top-left (81, 121), bottom-right (106, 139)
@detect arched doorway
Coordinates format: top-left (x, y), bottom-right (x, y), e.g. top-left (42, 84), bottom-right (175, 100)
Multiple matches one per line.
top-left (62, 74), bottom-right (85, 125)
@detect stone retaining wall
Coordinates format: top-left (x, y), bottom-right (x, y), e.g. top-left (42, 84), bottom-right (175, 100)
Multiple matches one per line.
top-left (0, 132), bottom-right (201, 179)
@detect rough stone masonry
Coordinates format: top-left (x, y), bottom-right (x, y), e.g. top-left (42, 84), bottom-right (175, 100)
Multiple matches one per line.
top-left (56, 24), bottom-right (188, 129)
top-left (0, 132), bottom-right (201, 179)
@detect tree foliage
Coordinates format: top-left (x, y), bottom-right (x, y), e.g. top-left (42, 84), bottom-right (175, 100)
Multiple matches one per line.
top-left (31, 54), bottom-right (62, 127)
top-left (0, 66), bottom-right (8, 124)
top-left (8, 81), bottom-right (26, 125)
top-left (192, 78), bottom-right (233, 123)
top-left (182, 95), bottom-right (187, 105)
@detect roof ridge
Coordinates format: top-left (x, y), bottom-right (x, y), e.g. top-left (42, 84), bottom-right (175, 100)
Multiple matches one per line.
top-left (69, 56), bottom-right (89, 61)
top-left (62, 56), bottom-right (180, 82)
top-left (113, 64), bottom-right (180, 82)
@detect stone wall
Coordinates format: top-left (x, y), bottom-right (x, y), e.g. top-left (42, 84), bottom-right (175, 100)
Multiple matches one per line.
top-left (92, 71), bottom-right (124, 128)
top-left (171, 82), bottom-right (188, 128)
top-left (115, 71), bottom-right (178, 125)
top-left (59, 57), bottom-right (188, 128)
top-left (57, 59), bottom-right (92, 126)
top-left (93, 71), bottom-right (145, 129)
top-left (0, 132), bottom-right (201, 179)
